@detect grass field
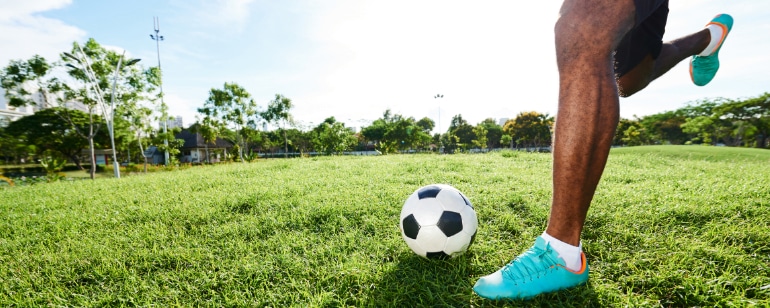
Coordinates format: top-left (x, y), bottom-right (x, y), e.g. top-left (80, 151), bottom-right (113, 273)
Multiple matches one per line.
top-left (1, 146), bottom-right (768, 307)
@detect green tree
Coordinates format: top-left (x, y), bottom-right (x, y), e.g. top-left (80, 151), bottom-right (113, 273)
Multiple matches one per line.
top-left (198, 82), bottom-right (259, 162)
top-left (447, 114), bottom-right (475, 151)
top-left (503, 111), bottom-right (553, 149)
top-left (479, 118), bottom-right (503, 149)
top-left (500, 134), bottom-right (512, 149)
top-left (312, 117), bottom-right (357, 155)
top-left (3, 39), bottom-right (154, 178)
top-left (262, 94), bottom-right (294, 158)
top-left (614, 118), bottom-right (639, 146)
top-left (714, 93), bottom-right (770, 148)
top-left (2, 53), bottom-right (103, 177)
top-left (638, 111), bottom-right (688, 145)
top-left (0, 54), bottom-right (63, 108)
top-left (5, 108), bottom-right (107, 169)
top-left (472, 124), bottom-right (488, 150)
top-left (361, 110), bottom-right (432, 153)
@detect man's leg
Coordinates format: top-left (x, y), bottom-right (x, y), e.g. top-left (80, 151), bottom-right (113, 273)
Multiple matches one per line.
top-left (618, 30), bottom-right (710, 97)
top-left (546, 0), bottom-right (637, 247)
top-left (618, 11), bottom-right (734, 96)
top-left (473, 0), bottom-right (636, 300)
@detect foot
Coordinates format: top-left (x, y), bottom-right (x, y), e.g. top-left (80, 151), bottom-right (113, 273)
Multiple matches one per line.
top-left (690, 14), bottom-right (734, 86)
top-left (473, 236), bottom-right (589, 300)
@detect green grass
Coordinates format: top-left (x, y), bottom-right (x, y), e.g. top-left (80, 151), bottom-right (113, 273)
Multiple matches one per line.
top-left (1, 146), bottom-right (768, 307)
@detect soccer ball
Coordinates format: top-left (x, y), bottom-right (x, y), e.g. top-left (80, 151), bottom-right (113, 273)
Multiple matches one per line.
top-left (399, 184), bottom-right (478, 259)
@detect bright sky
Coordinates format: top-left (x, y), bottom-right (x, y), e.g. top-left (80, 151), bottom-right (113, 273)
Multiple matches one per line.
top-left (1, 0), bottom-right (768, 133)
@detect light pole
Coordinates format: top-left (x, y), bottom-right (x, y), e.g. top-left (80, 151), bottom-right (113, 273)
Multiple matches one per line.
top-left (434, 94), bottom-right (443, 153)
top-left (150, 16), bottom-right (169, 166)
top-left (64, 45), bottom-right (140, 179)
top-left (434, 94), bottom-right (443, 133)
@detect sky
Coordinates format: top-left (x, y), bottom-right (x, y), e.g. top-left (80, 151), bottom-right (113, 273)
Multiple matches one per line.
top-left (1, 0), bottom-right (768, 133)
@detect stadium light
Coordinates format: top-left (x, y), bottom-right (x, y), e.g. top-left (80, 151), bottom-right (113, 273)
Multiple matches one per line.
top-left (151, 16), bottom-right (169, 166)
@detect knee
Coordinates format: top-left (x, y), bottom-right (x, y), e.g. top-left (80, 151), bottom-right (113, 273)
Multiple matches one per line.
top-left (554, 2), bottom-right (635, 61)
top-left (554, 14), bottom-right (615, 65)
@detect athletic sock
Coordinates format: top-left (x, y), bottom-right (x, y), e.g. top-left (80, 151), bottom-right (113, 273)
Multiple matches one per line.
top-left (541, 232), bottom-right (583, 272)
top-left (699, 23), bottom-right (725, 56)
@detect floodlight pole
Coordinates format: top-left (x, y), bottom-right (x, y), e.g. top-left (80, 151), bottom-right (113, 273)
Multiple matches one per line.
top-left (434, 94), bottom-right (443, 133)
top-left (151, 16), bottom-right (169, 166)
top-left (434, 94), bottom-right (443, 152)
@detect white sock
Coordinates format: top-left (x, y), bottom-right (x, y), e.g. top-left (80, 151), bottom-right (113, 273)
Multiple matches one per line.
top-left (699, 23), bottom-right (725, 56)
top-left (541, 232), bottom-right (583, 272)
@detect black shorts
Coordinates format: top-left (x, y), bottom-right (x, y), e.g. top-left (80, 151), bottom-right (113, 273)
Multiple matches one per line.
top-left (614, 0), bottom-right (669, 77)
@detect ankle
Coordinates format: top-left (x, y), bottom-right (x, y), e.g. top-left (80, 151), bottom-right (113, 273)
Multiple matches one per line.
top-left (699, 23), bottom-right (724, 56)
top-left (541, 232), bottom-right (583, 271)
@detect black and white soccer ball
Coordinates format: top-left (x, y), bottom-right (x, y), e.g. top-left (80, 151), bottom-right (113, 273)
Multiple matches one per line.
top-left (399, 184), bottom-right (478, 259)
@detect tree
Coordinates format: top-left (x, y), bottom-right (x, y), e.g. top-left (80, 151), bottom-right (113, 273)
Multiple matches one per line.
top-left (503, 111), bottom-right (553, 149)
top-left (479, 118), bottom-right (503, 149)
top-left (614, 118), bottom-right (648, 146)
top-left (64, 39), bottom-right (154, 176)
top-left (2, 39), bottom-right (154, 178)
top-left (0, 52), bottom-right (106, 177)
top-left (262, 94), bottom-right (294, 158)
top-left (360, 110), bottom-right (432, 153)
top-left (0, 54), bottom-right (63, 108)
top-left (472, 124), bottom-right (488, 150)
top-left (714, 93), bottom-right (770, 148)
top-left (361, 111), bottom-right (394, 153)
top-left (638, 110), bottom-right (688, 145)
top-left (198, 82), bottom-right (259, 162)
top-left (5, 108), bottom-right (107, 169)
top-left (312, 117), bottom-right (357, 155)
top-left (448, 114), bottom-right (475, 151)
top-left (621, 125), bottom-right (645, 146)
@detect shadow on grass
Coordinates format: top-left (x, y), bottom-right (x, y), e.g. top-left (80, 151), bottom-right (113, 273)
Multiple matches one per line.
top-left (369, 252), bottom-right (602, 307)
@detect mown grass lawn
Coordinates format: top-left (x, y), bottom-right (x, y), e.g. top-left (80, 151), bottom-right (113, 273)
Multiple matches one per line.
top-left (1, 146), bottom-right (768, 307)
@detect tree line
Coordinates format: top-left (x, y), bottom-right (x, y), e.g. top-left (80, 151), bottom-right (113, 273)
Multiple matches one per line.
top-left (2, 37), bottom-right (768, 177)
top-left (615, 94), bottom-right (770, 148)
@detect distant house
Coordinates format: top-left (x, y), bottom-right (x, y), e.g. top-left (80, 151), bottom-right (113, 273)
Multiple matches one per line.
top-left (176, 129), bottom-right (234, 163)
top-left (80, 149), bottom-right (115, 166)
top-left (143, 146), bottom-right (166, 165)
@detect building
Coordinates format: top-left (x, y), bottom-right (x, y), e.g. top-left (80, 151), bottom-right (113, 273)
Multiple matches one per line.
top-left (0, 88), bottom-right (90, 126)
top-left (176, 129), bottom-right (234, 163)
top-left (498, 118), bottom-right (509, 127)
top-left (0, 88), bottom-right (36, 126)
top-left (159, 116), bottom-right (183, 130)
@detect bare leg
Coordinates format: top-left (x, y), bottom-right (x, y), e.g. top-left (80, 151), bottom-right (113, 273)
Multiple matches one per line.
top-left (546, 0), bottom-right (637, 246)
top-left (619, 29), bottom-right (711, 97)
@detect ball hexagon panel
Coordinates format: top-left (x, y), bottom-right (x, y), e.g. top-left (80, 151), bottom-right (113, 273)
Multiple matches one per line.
top-left (436, 189), bottom-right (468, 213)
top-left (444, 231), bottom-right (473, 257)
top-left (408, 198), bottom-right (443, 226)
top-left (399, 193), bottom-right (421, 220)
top-left (403, 237), bottom-right (427, 257)
top-left (414, 225), bottom-right (448, 252)
top-left (460, 206), bottom-right (478, 236)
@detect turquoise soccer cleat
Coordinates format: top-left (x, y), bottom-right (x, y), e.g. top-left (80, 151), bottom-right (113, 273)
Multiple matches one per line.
top-left (690, 14), bottom-right (734, 86)
top-left (473, 236), bottom-right (589, 300)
